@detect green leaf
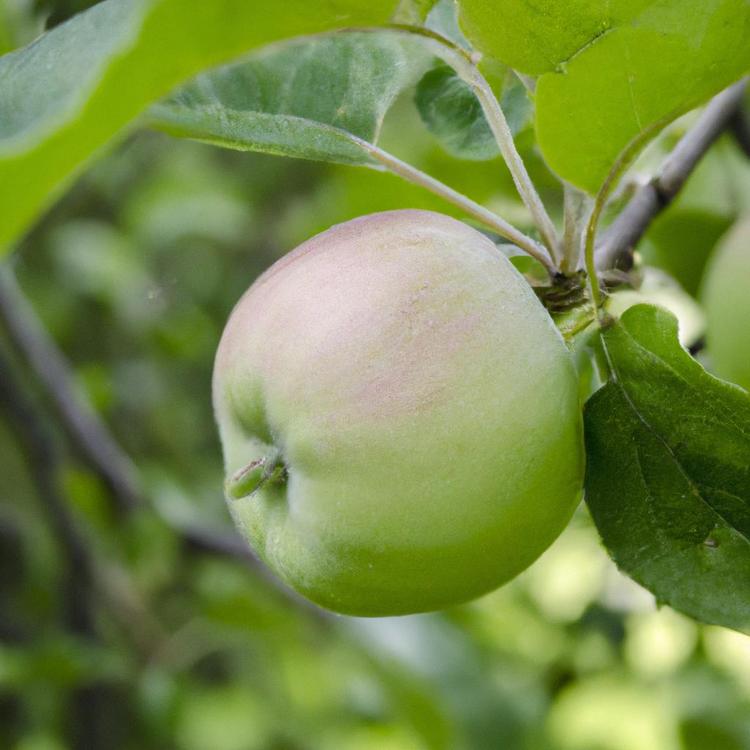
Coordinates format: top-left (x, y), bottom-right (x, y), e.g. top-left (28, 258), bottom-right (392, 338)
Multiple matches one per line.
top-left (414, 65), bottom-right (530, 160)
top-left (149, 32), bottom-right (431, 165)
top-left (584, 303), bottom-right (750, 633)
top-left (424, 0), bottom-right (471, 47)
top-left (458, 0), bottom-right (627, 76)
top-left (0, 6), bottom-right (12, 56)
top-left (457, 0), bottom-right (750, 192)
top-left (394, 0), bottom-right (440, 23)
top-left (535, 0), bottom-right (750, 193)
top-left (0, 0), bottom-right (397, 253)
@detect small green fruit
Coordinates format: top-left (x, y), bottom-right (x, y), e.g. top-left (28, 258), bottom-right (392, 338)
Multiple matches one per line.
top-left (702, 218), bottom-right (750, 390)
top-left (213, 210), bottom-right (584, 615)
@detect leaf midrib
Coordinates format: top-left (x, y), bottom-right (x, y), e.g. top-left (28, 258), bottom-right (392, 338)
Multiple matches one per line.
top-left (602, 326), bottom-right (750, 545)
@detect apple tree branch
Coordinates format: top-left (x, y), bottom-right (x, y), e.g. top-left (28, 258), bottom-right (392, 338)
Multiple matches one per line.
top-left (595, 78), bottom-right (748, 272)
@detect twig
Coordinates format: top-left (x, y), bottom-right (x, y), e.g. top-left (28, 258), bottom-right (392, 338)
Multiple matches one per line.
top-left (385, 25), bottom-right (559, 262)
top-left (0, 338), bottom-right (167, 645)
top-left (596, 79), bottom-right (748, 271)
top-left (0, 267), bottom-right (140, 513)
top-left (0, 345), bottom-right (112, 750)
top-left (461, 67), bottom-right (559, 258)
top-left (561, 184), bottom-right (591, 273)
top-left (438, 49), bottom-right (559, 258)
top-left (359, 140), bottom-right (556, 274)
top-left (583, 121), bottom-right (665, 311)
top-left (729, 106), bottom-right (750, 158)
top-left (0, 346), bottom-right (94, 600)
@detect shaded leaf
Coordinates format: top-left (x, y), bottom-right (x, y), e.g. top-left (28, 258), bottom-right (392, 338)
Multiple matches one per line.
top-left (150, 32), bottom-right (431, 166)
top-left (425, 0), bottom-right (471, 47)
top-left (584, 304), bottom-right (750, 632)
top-left (414, 65), bottom-right (530, 160)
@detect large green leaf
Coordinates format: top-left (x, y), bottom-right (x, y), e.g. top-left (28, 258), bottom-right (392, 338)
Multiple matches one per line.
top-left (457, 0), bottom-right (750, 192)
top-left (584, 304), bottom-right (750, 633)
top-left (0, 0), bottom-right (397, 253)
top-left (457, 0), bottom-right (643, 76)
top-left (149, 32), bottom-right (431, 165)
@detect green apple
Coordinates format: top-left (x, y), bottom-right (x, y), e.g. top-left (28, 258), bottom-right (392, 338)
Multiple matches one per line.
top-left (213, 210), bottom-right (584, 616)
top-left (702, 218), bottom-right (750, 391)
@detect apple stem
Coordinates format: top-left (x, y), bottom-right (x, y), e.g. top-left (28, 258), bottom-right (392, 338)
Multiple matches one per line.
top-left (357, 139), bottom-right (556, 274)
top-left (226, 448), bottom-right (286, 500)
top-left (460, 65), bottom-right (560, 261)
top-left (561, 184), bottom-right (591, 274)
top-left (350, 26), bottom-right (560, 275)
top-left (583, 122), bottom-right (667, 312)
top-left (402, 28), bottom-right (560, 260)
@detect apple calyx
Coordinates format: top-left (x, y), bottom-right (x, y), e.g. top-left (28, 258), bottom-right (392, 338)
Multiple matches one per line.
top-left (226, 447), bottom-right (286, 500)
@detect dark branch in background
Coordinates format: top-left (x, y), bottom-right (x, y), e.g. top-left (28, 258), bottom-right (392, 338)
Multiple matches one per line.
top-left (0, 268), bottom-right (140, 513)
top-left (0, 346), bottom-right (94, 603)
top-left (0, 346), bottom-right (111, 750)
top-left (730, 105), bottom-right (750, 158)
top-left (596, 78), bottom-right (748, 272)
top-left (0, 264), bottom-right (330, 621)
top-left (0, 335), bottom-right (164, 648)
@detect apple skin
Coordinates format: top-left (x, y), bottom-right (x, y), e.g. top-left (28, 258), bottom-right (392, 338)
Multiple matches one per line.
top-left (702, 218), bottom-right (750, 391)
top-left (213, 210), bottom-right (584, 616)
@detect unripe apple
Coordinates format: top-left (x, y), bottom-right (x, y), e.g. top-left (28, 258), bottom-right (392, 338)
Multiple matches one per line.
top-left (213, 210), bottom-right (584, 616)
top-left (702, 218), bottom-right (750, 390)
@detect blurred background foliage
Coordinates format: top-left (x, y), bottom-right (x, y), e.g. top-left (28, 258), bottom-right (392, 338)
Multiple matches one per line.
top-left (1, 1), bottom-right (750, 748)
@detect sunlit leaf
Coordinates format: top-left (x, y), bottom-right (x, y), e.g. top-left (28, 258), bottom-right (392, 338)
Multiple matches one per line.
top-left (0, 0), bottom-right (397, 251)
top-left (457, 0), bottom-right (750, 191)
top-left (150, 32), bottom-right (431, 165)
